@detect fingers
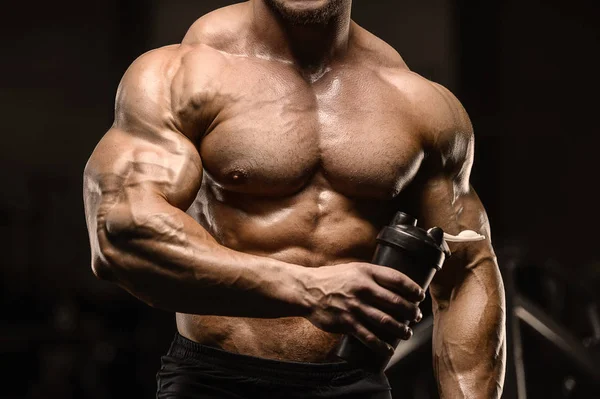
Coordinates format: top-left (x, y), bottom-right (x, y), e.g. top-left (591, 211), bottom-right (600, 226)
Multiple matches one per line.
top-left (350, 319), bottom-right (396, 357)
top-left (368, 265), bottom-right (426, 303)
top-left (362, 283), bottom-right (422, 323)
top-left (355, 305), bottom-right (413, 343)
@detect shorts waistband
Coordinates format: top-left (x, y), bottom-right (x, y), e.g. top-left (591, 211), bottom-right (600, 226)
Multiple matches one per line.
top-left (167, 333), bottom-right (365, 382)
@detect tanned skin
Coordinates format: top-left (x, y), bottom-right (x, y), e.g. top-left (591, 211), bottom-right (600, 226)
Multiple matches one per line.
top-left (84, 1), bottom-right (505, 397)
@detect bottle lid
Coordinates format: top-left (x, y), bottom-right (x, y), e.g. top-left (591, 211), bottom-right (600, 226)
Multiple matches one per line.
top-left (377, 213), bottom-right (447, 269)
top-left (376, 212), bottom-right (486, 270)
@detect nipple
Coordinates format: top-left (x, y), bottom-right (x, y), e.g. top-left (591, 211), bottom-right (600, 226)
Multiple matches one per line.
top-left (227, 169), bottom-right (248, 184)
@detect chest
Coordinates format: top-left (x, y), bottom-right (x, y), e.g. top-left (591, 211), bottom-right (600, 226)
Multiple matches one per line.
top-left (197, 62), bottom-right (424, 198)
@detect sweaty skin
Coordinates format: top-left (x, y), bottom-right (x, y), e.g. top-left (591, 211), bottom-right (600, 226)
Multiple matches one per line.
top-left (84, 1), bottom-right (505, 397)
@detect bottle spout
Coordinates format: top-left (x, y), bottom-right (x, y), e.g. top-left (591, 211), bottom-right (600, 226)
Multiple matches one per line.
top-left (427, 228), bottom-right (486, 259)
top-left (443, 230), bottom-right (486, 243)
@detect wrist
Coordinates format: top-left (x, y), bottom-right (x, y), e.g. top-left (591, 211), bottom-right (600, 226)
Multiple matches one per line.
top-left (275, 262), bottom-right (313, 317)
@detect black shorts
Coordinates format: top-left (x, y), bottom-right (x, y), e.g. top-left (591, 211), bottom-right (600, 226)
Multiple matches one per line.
top-left (156, 333), bottom-right (392, 399)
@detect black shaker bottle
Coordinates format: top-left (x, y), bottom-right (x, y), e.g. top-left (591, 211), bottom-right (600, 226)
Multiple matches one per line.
top-left (335, 211), bottom-right (450, 372)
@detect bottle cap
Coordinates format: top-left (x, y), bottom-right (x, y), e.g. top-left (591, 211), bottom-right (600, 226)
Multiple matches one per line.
top-left (377, 213), bottom-right (446, 269)
top-left (377, 212), bottom-right (487, 270)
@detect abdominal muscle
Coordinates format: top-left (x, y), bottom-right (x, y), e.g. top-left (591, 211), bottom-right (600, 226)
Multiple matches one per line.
top-left (176, 314), bottom-right (343, 362)
top-left (176, 180), bottom-right (397, 362)
top-left (175, 244), bottom-right (370, 363)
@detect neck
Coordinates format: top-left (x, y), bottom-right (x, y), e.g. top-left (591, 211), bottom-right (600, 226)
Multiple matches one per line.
top-left (249, 0), bottom-right (352, 71)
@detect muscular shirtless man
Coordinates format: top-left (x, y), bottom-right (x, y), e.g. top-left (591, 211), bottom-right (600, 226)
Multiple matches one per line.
top-left (84, 1), bottom-right (506, 398)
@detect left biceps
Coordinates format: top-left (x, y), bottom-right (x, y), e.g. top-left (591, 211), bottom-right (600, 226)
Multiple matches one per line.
top-left (420, 177), bottom-right (506, 377)
top-left (412, 173), bottom-right (497, 300)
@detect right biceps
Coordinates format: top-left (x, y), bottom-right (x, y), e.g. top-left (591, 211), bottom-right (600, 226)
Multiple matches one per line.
top-left (83, 127), bottom-right (202, 268)
top-left (89, 125), bottom-right (202, 201)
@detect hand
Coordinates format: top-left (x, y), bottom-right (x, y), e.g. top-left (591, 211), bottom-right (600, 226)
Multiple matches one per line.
top-left (302, 262), bottom-right (425, 356)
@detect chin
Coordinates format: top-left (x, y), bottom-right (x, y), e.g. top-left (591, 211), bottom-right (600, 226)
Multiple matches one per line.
top-left (265, 0), bottom-right (345, 25)
top-left (282, 0), bottom-right (332, 11)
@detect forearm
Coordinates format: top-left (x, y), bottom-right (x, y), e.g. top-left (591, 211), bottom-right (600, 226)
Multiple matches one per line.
top-left (432, 259), bottom-right (506, 398)
top-left (94, 198), bottom-right (309, 318)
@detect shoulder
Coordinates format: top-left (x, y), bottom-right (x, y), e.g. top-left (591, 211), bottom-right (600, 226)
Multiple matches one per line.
top-left (116, 45), bottom-right (189, 106)
top-left (114, 45), bottom-right (189, 129)
top-left (383, 70), bottom-right (471, 135)
top-left (379, 69), bottom-right (474, 180)
top-left (385, 70), bottom-right (472, 148)
top-left (351, 24), bottom-right (471, 140)
top-left (115, 42), bottom-right (227, 129)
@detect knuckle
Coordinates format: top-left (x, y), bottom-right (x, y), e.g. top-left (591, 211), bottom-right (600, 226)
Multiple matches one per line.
top-left (357, 263), bottom-right (373, 275)
top-left (350, 266), bottom-right (365, 281)
top-left (339, 311), bottom-right (351, 322)
top-left (347, 298), bottom-right (361, 312)
top-left (391, 295), bottom-right (403, 306)
top-left (380, 315), bottom-right (392, 326)
top-left (394, 271), bottom-right (407, 284)
top-left (354, 283), bottom-right (370, 296)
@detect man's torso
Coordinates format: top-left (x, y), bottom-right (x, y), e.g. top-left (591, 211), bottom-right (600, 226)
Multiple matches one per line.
top-left (165, 4), bottom-right (442, 362)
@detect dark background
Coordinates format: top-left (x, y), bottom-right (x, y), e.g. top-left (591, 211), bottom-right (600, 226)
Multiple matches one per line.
top-left (1, 0), bottom-right (599, 398)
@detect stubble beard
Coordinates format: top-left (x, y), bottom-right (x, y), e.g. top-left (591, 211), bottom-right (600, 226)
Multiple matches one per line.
top-left (264, 0), bottom-right (346, 25)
